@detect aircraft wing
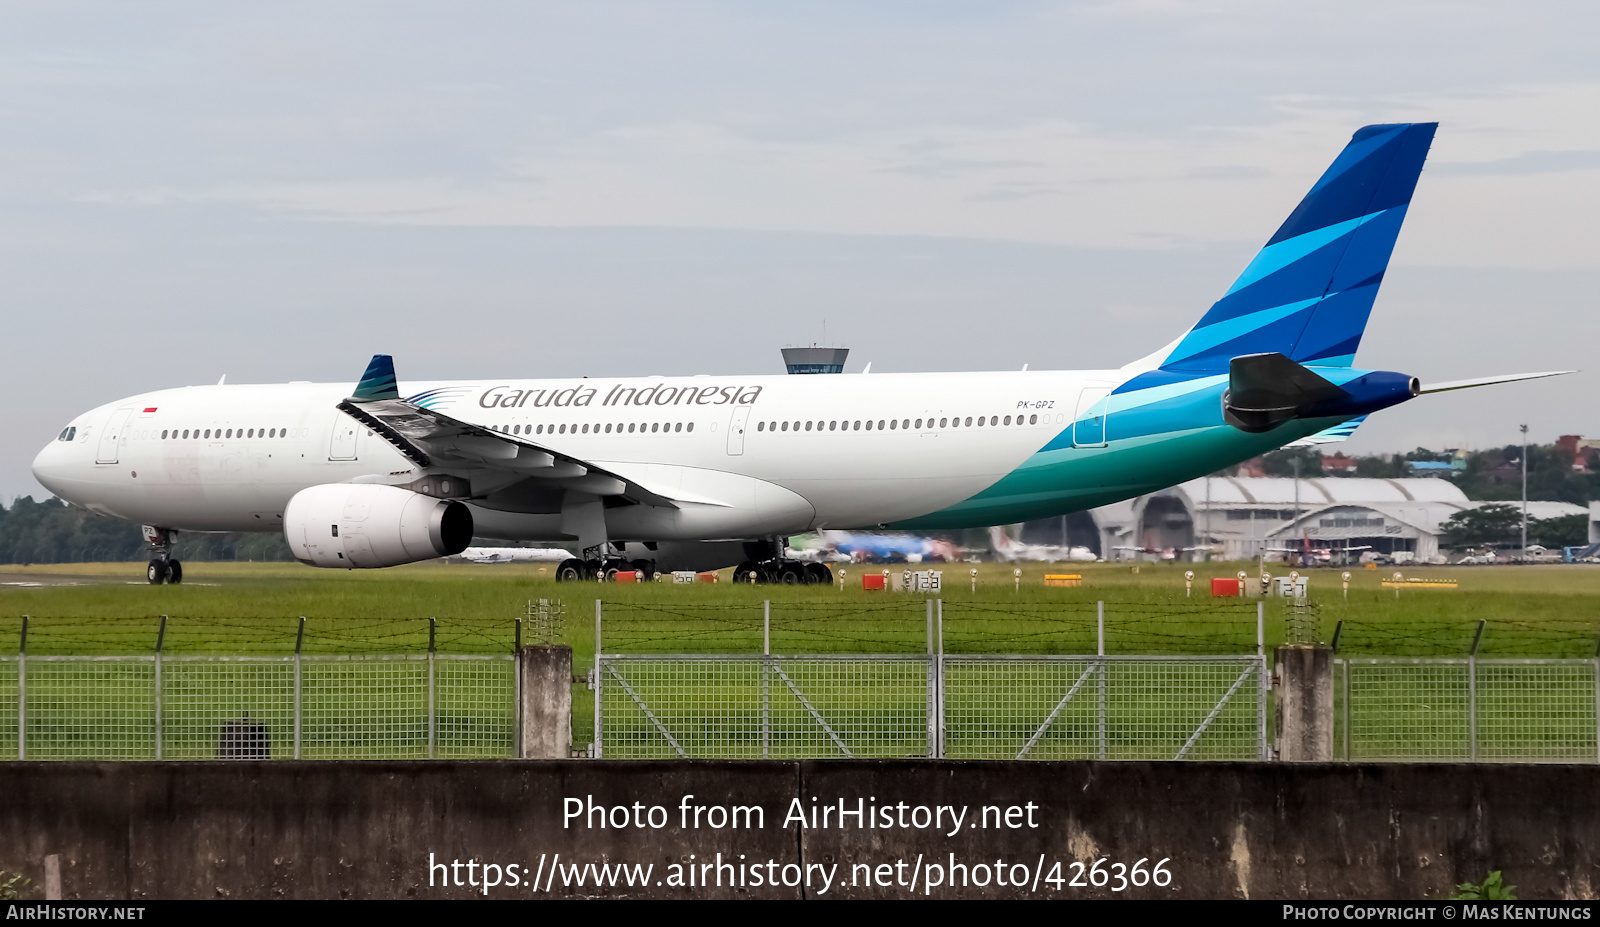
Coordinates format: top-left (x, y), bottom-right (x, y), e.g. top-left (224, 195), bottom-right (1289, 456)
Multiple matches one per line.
top-left (339, 356), bottom-right (676, 507)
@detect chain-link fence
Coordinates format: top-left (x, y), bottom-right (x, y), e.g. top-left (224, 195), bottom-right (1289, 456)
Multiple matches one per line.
top-left (1337, 657), bottom-right (1600, 762)
top-left (593, 600), bottom-right (1271, 760)
top-left (0, 653), bottom-right (515, 760)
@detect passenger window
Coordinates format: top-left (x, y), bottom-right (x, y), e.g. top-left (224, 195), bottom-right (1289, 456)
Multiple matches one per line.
top-left (781, 421), bottom-right (789, 432)
top-left (1029, 414), bottom-right (1038, 424)
top-left (915, 419), bottom-right (923, 429)
top-left (853, 421), bottom-right (860, 430)
top-left (687, 423), bottom-right (694, 432)
top-left (877, 420), bottom-right (885, 430)
top-left (675, 422), bottom-right (683, 432)
top-left (864, 420), bottom-right (872, 431)
top-left (805, 421), bottom-right (812, 432)
top-left (757, 421), bottom-right (765, 432)
top-left (1003, 416), bottom-right (1012, 425)
top-left (939, 418), bottom-right (947, 428)
top-left (889, 420), bottom-right (897, 430)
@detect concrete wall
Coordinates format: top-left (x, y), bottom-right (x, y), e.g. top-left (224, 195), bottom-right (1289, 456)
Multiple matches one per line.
top-left (2, 761), bottom-right (1597, 900)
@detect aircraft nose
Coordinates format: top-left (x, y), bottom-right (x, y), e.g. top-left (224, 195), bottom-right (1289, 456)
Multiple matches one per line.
top-left (31, 439), bottom-right (72, 497)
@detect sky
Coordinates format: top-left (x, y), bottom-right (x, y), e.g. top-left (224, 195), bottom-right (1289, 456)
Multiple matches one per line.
top-left (3, 2), bottom-right (1598, 502)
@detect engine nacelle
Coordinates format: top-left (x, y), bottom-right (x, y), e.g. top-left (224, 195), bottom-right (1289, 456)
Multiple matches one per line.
top-left (284, 483), bottom-right (473, 568)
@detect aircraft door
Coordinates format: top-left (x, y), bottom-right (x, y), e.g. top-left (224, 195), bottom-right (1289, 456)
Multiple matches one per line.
top-left (726, 406), bottom-right (750, 456)
top-left (96, 407), bottom-right (134, 464)
top-left (1072, 388), bottom-right (1111, 448)
top-left (328, 412), bottom-right (360, 461)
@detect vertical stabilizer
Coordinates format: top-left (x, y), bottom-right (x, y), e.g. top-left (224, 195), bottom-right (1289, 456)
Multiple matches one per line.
top-left (1158, 123), bottom-right (1437, 372)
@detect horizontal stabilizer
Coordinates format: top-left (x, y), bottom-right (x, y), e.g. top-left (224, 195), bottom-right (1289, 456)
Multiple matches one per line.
top-left (1229, 352), bottom-right (1348, 412)
top-left (1285, 415), bottom-right (1368, 447)
top-left (1419, 370), bottom-right (1575, 394)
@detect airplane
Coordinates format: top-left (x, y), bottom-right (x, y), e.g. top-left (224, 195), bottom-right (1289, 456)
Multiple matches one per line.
top-left (456, 546), bottom-right (573, 565)
top-left (30, 123), bottom-right (1574, 586)
top-left (1113, 544), bottom-right (1209, 562)
top-left (790, 530), bottom-right (963, 565)
top-left (1265, 533), bottom-right (1371, 568)
top-left (988, 526), bottom-right (1098, 563)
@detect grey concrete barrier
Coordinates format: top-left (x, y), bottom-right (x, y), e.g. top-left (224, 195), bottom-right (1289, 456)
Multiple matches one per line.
top-left (0, 761), bottom-right (1595, 899)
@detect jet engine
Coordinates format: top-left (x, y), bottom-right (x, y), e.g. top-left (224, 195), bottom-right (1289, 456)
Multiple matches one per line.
top-left (284, 483), bottom-right (473, 568)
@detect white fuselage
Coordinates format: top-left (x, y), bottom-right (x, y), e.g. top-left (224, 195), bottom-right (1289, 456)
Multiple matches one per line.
top-left (32, 369), bottom-right (1126, 543)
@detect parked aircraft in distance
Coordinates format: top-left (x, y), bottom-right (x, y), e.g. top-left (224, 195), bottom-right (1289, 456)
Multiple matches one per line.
top-left (1265, 533), bottom-right (1371, 567)
top-left (790, 530), bottom-right (962, 564)
top-left (456, 547), bottom-right (572, 565)
top-left (31, 123), bottom-right (1572, 585)
top-left (987, 526), bottom-right (1098, 563)
top-left (1114, 544), bottom-right (1208, 562)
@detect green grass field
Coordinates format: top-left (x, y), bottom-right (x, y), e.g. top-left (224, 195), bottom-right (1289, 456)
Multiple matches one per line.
top-left (3, 558), bottom-right (1598, 658)
top-left (3, 559), bottom-right (1597, 761)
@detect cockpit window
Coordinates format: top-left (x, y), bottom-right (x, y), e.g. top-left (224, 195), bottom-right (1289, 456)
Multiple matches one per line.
top-left (57, 426), bottom-right (76, 442)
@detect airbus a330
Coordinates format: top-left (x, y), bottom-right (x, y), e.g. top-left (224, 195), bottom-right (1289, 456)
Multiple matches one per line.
top-left (31, 123), bottom-right (1568, 584)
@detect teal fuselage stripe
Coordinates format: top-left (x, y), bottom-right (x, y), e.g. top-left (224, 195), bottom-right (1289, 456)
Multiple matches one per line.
top-left (891, 373), bottom-right (1352, 529)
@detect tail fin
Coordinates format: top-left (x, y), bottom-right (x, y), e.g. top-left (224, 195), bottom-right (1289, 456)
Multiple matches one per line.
top-left (1159, 123), bottom-right (1437, 372)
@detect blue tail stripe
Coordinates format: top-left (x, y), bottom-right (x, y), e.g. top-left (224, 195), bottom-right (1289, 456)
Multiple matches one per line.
top-left (1224, 212), bottom-right (1377, 297)
top-left (1163, 298), bottom-right (1320, 366)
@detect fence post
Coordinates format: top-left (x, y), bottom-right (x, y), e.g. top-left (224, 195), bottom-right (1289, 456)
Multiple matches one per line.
top-left (593, 600), bottom-right (602, 759)
top-left (17, 618), bottom-right (25, 762)
top-left (1097, 601), bottom-right (1106, 761)
top-left (1469, 620), bottom-right (1485, 761)
top-left (294, 617), bottom-right (304, 760)
top-left (1274, 645), bottom-right (1334, 761)
top-left (762, 600), bottom-right (770, 760)
top-left (518, 642), bottom-right (574, 759)
top-left (154, 615), bottom-right (166, 760)
top-left (1592, 636), bottom-right (1599, 765)
top-left (936, 599), bottom-right (945, 759)
top-left (926, 599), bottom-right (936, 757)
top-left (427, 618), bottom-right (437, 759)
top-left (1259, 600), bottom-right (1268, 760)
top-left (514, 618), bottom-right (523, 759)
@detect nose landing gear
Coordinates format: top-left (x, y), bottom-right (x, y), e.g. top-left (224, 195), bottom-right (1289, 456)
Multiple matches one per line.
top-left (142, 525), bottom-right (183, 585)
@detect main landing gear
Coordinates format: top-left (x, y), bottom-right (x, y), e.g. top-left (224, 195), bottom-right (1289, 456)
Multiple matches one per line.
top-left (733, 559), bottom-right (833, 586)
top-left (143, 525), bottom-right (183, 585)
top-left (555, 557), bottom-right (658, 583)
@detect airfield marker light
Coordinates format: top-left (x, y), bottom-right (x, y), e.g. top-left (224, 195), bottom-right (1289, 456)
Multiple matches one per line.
top-left (1184, 570), bottom-right (1194, 597)
top-left (1260, 572), bottom-right (1270, 597)
top-left (839, 569), bottom-right (846, 591)
top-left (1342, 571), bottom-right (1351, 599)
top-left (1237, 571), bottom-right (1247, 598)
top-left (971, 568), bottom-right (978, 593)
top-left (1014, 568), bottom-right (1022, 593)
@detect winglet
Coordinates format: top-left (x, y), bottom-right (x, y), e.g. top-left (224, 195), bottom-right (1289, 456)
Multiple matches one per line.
top-left (351, 354), bottom-right (400, 402)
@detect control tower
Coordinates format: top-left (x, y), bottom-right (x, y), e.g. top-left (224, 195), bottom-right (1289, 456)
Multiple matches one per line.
top-left (781, 346), bottom-right (849, 374)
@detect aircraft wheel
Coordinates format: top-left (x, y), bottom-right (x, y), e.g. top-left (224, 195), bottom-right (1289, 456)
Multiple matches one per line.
top-left (779, 563), bottom-right (805, 585)
top-left (147, 560), bottom-right (167, 585)
top-left (168, 560), bottom-right (183, 585)
top-left (555, 559), bottom-right (584, 583)
top-left (733, 561), bottom-right (759, 584)
top-left (806, 562), bottom-right (832, 585)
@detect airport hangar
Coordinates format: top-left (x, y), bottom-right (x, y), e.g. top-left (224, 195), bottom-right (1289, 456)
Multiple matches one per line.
top-left (1018, 477), bottom-right (1588, 563)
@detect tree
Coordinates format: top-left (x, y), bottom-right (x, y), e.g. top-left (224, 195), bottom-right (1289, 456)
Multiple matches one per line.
top-left (1440, 503), bottom-right (1522, 550)
top-left (1531, 514), bottom-right (1589, 549)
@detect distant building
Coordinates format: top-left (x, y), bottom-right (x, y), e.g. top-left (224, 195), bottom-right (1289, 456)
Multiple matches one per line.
top-left (1321, 452), bottom-right (1358, 475)
top-left (781, 347), bottom-right (849, 374)
top-left (1065, 477), bottom-right (1586, 563)
top-left (1407, 461), bottom-right (1458, 477)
